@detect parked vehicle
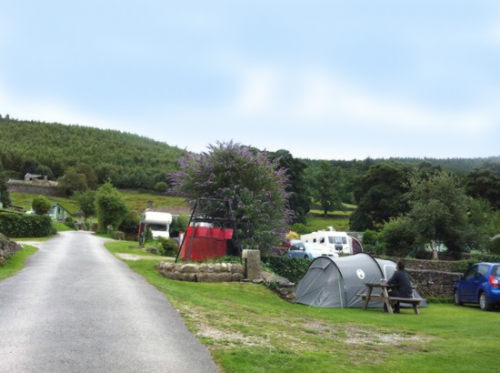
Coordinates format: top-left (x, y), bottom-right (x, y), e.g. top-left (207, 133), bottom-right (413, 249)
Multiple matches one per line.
top-left (287, 240), bottom-right (339, 260)
top-left (300, 228), bottom-right (363, 255)
top-left (139, 211), bottom-right (172, 240)
top-left (454, 262), bottom-right (500, 311)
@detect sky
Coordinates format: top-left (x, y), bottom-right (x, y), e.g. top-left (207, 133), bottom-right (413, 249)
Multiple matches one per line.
top-left (1, 0), bottom-right (499, 160)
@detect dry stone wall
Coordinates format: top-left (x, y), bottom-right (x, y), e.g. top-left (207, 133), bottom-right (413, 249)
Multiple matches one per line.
top-left (407, 269), bottom-right (462, 298)
top-left (0, 233), bottom-right (21, 264)
top-left (157, 262), bottom-right (244, 282)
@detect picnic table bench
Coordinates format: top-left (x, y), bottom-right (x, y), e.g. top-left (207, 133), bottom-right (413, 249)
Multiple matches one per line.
top-left (360, 282), bottom-right (424, 314)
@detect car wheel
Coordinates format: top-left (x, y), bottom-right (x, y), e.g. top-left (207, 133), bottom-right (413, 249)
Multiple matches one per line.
top-left (304, 255), bottom-right (309, 259)
top-left (479, 292), bottom-right (493, 311)
top-left (454, 290), bottom-right (463, 306)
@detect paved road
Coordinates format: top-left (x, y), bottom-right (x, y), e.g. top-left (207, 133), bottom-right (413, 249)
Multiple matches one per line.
top-left (0, 231), bottom-right (218, 373)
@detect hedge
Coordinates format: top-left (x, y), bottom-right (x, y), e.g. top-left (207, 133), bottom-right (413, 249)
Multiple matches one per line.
top-left (0, 211), bottom-right (54, 237)
top-left (262, 256), bottom-right (311, 283)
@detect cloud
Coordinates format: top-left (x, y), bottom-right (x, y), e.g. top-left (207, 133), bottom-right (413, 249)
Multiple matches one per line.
top-left (230, 67), bottom-right (496, 135)
top-left (0, 84), bottom-right (125, 132)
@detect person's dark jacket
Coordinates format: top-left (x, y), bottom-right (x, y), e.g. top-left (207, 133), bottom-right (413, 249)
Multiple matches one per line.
top-left (387, 269), bottom-right (413, 298)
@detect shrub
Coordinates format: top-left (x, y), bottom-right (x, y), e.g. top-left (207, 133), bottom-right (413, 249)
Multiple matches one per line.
top-left (157, 237), bottom-right (179, 256)
top-left (0, 211), bottom-right (54, 237)
top-left (64, 217), bottom-right (76, 229)
top-left (489, 236), bottom-right (500, 255)
top-left (262, 256), bottom-right (310, 283)
top-left (95, 181), bottom-right (128, 231)
top-left (171, 142), bottom-right (290, 254)
top-left (290, 223), bottom-right (309, 235)
top-left (32, 195), bottom-right (51, 215)
top-left (382, 217), bottom-right (417, 257)
top-left (154, 181), bottom-right (168, 193)
top-left (113, 231), bottom-right (125, 240)
top-left (170, 215), bottom-right (189, 237)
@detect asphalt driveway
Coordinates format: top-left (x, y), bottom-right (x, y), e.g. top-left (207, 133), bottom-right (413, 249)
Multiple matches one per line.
top-left (0, 231), bottom-right (217, 373)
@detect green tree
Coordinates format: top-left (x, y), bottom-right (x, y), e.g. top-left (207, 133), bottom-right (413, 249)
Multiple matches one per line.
top-left (95, 181), bottom-right (128, 231)
top-left (154, 181), bottom-right (168, 193)
top-left (0, 175), bottom-right (11, 208)
top-left (465, 165), bottom-right (500, 209)
top-left (58, 167), bottom-right (88, 196)
top-left (350, 162), bottom-right (412, 231)
top-left (407, 171), bottom-right (468, 259)
top-left (310, 161), bottom-right (344, 215)
top-left (32, 195), bottom-right (51, 215)
top-left (268, 149), bottom-right (310, 223)
top-left (74, 190), bottom-right (96, 218)
top-left (382, 217), bottom-right (417, 257)
top-left (171, 142), bottom-right (290, 253)
top-left (73, 163), bottom-right (98, 189)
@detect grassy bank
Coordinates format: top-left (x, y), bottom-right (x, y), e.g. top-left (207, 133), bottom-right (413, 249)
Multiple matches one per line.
top-left (106, 240), bottom-right (499, 373)
top-left (0, 245), bottom-right (37, 281)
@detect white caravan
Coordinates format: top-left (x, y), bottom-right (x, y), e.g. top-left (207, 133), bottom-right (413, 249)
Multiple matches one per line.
top-left (141, 211), bottom-right (172, 239)
top-left (300, 228), bottom-right (360, 255)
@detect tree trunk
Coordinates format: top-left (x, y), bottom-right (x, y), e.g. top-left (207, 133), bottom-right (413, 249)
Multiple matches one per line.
top-left (431, 240), bottom-right (439, 260)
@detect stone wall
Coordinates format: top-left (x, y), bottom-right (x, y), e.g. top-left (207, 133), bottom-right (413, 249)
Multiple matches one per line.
top-left (401, 258), bottom-right (458, 272)
top-left (0, 233), bottom-right (21, 264)
top-left (157, 262), bottom-right (245, 282)
top-left (7, 183), bottom-right (61, 197)
top-left (407, 269), bottom-right (462, 298)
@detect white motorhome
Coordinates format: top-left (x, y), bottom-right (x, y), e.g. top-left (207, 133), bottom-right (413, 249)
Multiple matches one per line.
top-left (300, 228), bottom-right (361, 255)
top-left (140, 211), bottom-right (172, 239)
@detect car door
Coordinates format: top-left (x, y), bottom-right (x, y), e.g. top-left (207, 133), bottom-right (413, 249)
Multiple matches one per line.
top-left (288, 243), bottom-right (306, 258)
top-left (460, 265), bottom-right (478, 302)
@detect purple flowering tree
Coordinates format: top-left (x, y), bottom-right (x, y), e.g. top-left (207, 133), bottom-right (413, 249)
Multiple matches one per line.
top-left (171, 142), bottom-right (291, 254)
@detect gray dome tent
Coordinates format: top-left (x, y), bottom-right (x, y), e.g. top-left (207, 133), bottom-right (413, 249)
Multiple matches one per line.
top-left (295, 253), bottom-right (425, 308)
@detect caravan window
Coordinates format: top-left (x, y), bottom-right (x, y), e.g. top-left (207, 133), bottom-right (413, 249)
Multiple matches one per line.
top-left (148, 224), bottom-right (167, 231)
top-left (328, 236), bottom-right (347, 245)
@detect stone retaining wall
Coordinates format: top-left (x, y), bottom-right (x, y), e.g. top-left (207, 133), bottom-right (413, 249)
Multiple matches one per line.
top-left (402, 258), bottom-right (458, 272)
top-left (408, 269), bottom-right (462, 298)
top-left (0, 233), bottom-right (21, 264)
top-left (157, 262), bottom-right (245, 282)
top-left (7, 183), bottom-right (61, 197)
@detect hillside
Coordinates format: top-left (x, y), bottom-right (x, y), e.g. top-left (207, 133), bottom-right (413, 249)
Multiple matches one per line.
top-left (0, 118), bottom-right (185, 189)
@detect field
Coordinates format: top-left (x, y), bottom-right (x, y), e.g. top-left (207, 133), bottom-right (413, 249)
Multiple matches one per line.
top-left (106, 240), bottom-right (500, 373)
top-left (9, 191), bottom-right (189, 216)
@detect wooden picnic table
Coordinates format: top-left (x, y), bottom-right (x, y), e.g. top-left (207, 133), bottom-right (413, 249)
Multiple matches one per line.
top-left (361, 282), bottom-right (423, 314)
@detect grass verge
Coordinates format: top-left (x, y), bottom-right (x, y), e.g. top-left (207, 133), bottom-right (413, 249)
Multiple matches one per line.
top-left (0, 245), bottom-right (37, 281)
top-left (106, 240), bottom-right (500, 373)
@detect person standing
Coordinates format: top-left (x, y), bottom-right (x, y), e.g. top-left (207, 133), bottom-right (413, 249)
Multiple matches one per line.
top-left (386, 260), bottom-right (413, 313)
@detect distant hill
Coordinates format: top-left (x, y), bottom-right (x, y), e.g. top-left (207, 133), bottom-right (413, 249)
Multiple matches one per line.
top-left (0, 118), bottom-right (185, 190)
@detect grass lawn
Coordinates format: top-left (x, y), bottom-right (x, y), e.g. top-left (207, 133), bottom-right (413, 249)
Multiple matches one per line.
top-left (0, 245), bottom-right (37, 281)
top-left (119, 190), bottom-right (188, 214)
top-left (10, 190), bottom-right (188, 216)
top-left (106, 240), bottom-right (500, 373)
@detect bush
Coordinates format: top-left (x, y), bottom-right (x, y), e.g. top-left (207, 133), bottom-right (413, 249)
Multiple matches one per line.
top-left (489, 236), bottom-right (500, 255)
top-left (262, 257), bottom-right (310, 283)
top-left (382, 217), bottom-right (417, 257)
top-left (32, 195), bottom-right (51, 215)
top-left (154, 181), bottom-right (168, 193)
top-left (170, 215), bottom-right (189, 237)
top-left (113, 231), bottom-right (125, 240)
top-left (0, 211), bottom-right (54, 237)
top-left (290, 223), bottom-right (309, 235)
top-left (157, 237), bottom-right (179, 256)
top-left (64, 217), bottom-right (76, 229)
top-left (95, 181), bottom-right (128, 231)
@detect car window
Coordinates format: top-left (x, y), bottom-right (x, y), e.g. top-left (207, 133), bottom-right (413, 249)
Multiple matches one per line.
top-left (478, 264), bottom-right (489, 277)
top-left (464, 265), bottom-right (477, 280)
top-left (492, 265), bottom-right (500, 276)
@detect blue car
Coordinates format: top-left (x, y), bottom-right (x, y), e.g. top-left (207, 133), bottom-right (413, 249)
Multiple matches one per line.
top-left (454, 262), bottom-right (500, 311)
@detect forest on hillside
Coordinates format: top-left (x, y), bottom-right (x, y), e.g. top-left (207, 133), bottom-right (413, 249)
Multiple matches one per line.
top-left (0, 118), bottom-right (185, 189)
